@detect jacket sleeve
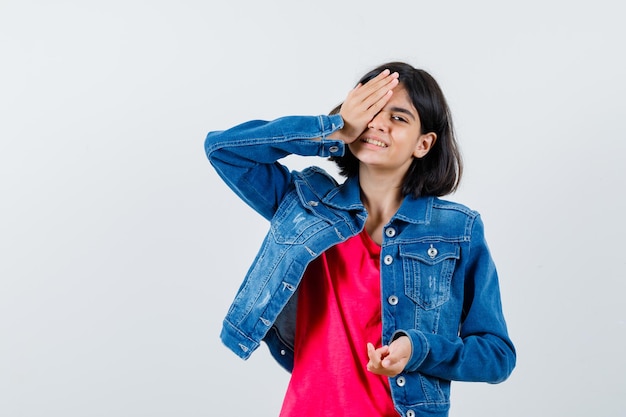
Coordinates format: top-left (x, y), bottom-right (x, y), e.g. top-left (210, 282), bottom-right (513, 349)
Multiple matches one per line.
top-left (204, 115), bottom-right (345, 221)
top-left (396, 215), bottom-right (516, 383)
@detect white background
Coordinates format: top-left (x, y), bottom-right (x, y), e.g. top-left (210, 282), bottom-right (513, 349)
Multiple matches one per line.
top-left (1, 0), bottom-right (625, 416)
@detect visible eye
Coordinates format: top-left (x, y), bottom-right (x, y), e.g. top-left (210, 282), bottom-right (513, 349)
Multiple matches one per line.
top-left (392, 115), bottom-right (408, 123)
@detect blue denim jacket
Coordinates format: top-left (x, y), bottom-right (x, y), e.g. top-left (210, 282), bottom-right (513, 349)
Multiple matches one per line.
top-left (205, 114), bottom-right (515, 417)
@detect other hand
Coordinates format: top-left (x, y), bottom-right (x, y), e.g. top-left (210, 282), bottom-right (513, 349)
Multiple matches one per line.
top-left (366, 336), bottom-right (411, 377)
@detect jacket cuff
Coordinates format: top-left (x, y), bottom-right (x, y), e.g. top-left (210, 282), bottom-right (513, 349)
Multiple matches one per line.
top-left (392, 329), bottom-right (429, 372)
top-left (320, 114), bottom-right (344, 137)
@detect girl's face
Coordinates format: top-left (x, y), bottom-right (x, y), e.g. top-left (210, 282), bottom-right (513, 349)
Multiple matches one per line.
top-left (348, 84), bottom-right (436, 176)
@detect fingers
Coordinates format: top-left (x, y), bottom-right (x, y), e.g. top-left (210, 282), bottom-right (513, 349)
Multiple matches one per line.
top-left (366, 342), bottom-right (378, 369)
top-left (366, 338), bottom-right (410, 377)
top-left (334, 69), bottom-right (399, 143)
top-left (360, 70), bottom-right (399, 117)
top-left (366, 342), bottom-right (390, 374)
top-left (381, 352), bottom-right (399, 369)
top-left (352, 69), bottom-right (399, 111)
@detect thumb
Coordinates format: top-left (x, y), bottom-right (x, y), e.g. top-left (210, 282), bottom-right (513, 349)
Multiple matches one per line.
top-left (366, 342), bottom-right (377, 361)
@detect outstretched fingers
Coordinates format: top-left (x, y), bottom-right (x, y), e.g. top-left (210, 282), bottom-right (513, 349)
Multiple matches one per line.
top-left (357, 69), bottom-right (400, 111)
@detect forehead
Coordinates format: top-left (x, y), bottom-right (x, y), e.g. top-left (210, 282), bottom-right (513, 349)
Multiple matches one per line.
top-left (387, 85), bottom-right (419, 118)
top-left (390, 84), bottom-right (414, 105)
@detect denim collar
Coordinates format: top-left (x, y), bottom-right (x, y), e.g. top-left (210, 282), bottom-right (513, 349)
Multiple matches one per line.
top-left (394, 194), bottom-right (434, 225)
top-left (322, 176), bottom-right (364, 211)
top-left (321, 175), bottom-right (434, 225)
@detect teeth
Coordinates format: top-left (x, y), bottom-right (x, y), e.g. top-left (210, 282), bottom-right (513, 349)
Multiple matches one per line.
top-left (362, 138), bottom-right (387, 148)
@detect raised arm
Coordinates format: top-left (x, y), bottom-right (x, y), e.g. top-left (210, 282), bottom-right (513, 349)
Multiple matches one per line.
top-left (205, 68), bottom-right (400, 220)
top-left (205, 115), bottom-right (345, 220)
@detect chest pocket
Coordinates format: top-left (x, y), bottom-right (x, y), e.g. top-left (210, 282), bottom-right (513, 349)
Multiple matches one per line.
top-left (400, 241), bottom-right (460, 310)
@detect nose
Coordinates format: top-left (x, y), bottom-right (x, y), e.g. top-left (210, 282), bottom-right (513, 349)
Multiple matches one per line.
top-left (368, 112), bottom-right (388, 132)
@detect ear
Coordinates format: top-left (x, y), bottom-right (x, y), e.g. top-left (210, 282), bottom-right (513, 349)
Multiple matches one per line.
top-left (413, 132), bottom-right (437, 158)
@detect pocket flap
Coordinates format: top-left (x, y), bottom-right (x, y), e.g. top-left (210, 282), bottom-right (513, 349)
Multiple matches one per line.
top-left (399, 241), bottom-right (460, 265)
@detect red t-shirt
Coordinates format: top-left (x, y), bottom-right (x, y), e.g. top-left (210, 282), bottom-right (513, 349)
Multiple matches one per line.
top-left (279, 230), bottom-right (398, 417)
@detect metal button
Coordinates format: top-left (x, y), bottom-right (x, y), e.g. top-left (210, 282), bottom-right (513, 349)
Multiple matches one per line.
top-left (388, 295), bottom-right (398, 305)
top-left (428, 244), bottom-right (438, 259)
top-left (406, 411), bottom-right (415, 417)
top-left (280, 349), bottom-right (286, 356)
top-left (329, 145), bottom-right (339, 153)
top-left (385, 227), bottom-right (396, 238)
top-left (383, 255), bottom-right (393, 265)
top-left (396, 376), bottom-right (406, 387)
top-left (308, 200), bottom-right (319, 207)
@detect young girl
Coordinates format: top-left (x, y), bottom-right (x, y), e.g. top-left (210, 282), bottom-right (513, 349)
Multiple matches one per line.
top-left (204, 62), bottom-right (516, 417)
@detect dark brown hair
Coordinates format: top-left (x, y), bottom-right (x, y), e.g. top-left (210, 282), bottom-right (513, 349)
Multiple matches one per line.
top-left (331, 62), bottom-right (462, 197)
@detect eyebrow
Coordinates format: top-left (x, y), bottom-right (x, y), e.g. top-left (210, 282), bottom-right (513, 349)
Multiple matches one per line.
top-left (389, 106), bottom-right (417, 121)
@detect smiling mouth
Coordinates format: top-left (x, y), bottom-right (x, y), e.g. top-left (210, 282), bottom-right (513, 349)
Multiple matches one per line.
top-left (361, 138), bottom-right (388, 148)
